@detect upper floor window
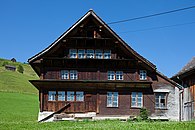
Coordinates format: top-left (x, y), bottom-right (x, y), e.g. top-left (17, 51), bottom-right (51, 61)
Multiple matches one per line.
top-left (108, 71), bottom-right (115, 80)
top-left (104, 50), bottom-right (111, 59)
top-left (107, 92), bottom-right (118, 107)
top-left (70, 49), bottom-right (77, 58)
top-left (155, 93), bottom-right (167, 109)
top-left (61, 70), bottom-right (69, 79)
top-left (95, 50), bottom-right (103, 59)
top-left (116, 71), bottom-right (123, 80)
top-left (76, 91), bottom-right (84, 101)
top-left (67, 91), bottom-right (75, 101)
top-left (78, 49), bottom-right (85, 59)
top-left (58, 91), bottom-right (65, 101)
top-left (48, 91), bottom-right (56, 101)
top-left (70, 70), bottom-right (78, 80)
top-left (86, 50), bottom-right (94, 59)
top-left (131, 92), bottom-right (143, 108)
top-left (140, 70), bottom-right (147, 80)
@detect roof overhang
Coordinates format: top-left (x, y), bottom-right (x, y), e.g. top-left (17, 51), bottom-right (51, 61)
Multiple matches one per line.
top-left (29, 80), bottom-right (152, 90)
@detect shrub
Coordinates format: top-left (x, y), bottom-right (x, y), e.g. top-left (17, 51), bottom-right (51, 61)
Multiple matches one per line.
top-left (2, 61), bottom-right (8, 66)
top-left (140, 108), bottom-right (148, 120)
top-left (17, 65), bottom-right (24, 73)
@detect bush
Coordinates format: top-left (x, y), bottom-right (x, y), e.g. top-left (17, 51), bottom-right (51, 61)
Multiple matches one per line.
top-left (17, 65), bottom-right (24, 73)
top-left (140, 108), bottom-right (148, 120)
top-left (2, 61), bottom-right (8, 66)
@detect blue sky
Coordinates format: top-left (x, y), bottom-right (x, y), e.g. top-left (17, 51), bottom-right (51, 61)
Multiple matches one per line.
top-left (0, 0), bottom-right (195, 77)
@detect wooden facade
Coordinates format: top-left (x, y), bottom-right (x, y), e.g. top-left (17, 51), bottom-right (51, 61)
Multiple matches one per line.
top-left (29, 10), bottom-right (180, 120)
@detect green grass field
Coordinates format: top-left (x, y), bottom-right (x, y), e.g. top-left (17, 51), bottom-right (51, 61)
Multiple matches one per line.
top-left (0, 58), bottom-right (195, 129)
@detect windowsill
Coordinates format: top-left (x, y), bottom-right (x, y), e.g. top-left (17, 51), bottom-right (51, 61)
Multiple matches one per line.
top-left (131, 106), bottom-right (142, 109)
top-left (155, 108), bottom-right (168, 110)
top-left (140, 79), bottom-right (147, 81)
top-left (106, 106), bottom-right (118, 108)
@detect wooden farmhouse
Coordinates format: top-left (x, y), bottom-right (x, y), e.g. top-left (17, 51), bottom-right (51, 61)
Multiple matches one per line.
top-left (28, 10), bottom-right (182, 122)
top-left (172, 57), bottom-right (195, 121)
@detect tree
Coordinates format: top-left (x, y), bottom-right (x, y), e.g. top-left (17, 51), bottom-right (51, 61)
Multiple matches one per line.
top-left (17, 65), bottom-right (24, 73)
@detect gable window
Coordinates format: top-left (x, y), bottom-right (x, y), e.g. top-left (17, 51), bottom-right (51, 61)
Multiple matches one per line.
top-left (155, 93), bottom-right (167, 109)
top-left (107, 92), bottom-right (118, 107)
top-left (131, 92), bottom-right (143, 107)
top-left (78, 49), bottom-right (85, 59)
top-left (108, 71), bottom-right (115, 80)
top-left (70, 49), bottom-right (77, 58)
top-left (48, 91), bottom-right (56, 101)
top-left (61, 70), bottom-right (69, 79)
top-left (67, 91), bottom-right (75, 101)
top-left (86, 50), bottom-right (94, 59)
top-left (116, 71), bottom-right (123, 80)
top-left (70, 70), bottom-right (78, 80)
top-left (76, 91), bottom-right (84, 101)
top-left (58, 91), bottom-right (65, 101)
top-left (104, 50), bottom-right (111, 59)
top-left (95, 50), bottom-right (103, 59)
top-left (140, 70), bottom-right (147, 80)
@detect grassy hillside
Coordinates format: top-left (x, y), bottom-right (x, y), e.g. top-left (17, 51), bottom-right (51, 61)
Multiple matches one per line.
top-left (0, 58), bottom-right (38, 94)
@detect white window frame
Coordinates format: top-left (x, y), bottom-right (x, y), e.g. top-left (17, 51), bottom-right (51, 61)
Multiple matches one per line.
top-left (70, 70), bottom-right (78, 80)
top-left (116, 71), bottom-right (123, 80)
top-left (95, 49), bottom-right (103, 59)
top-left (61, 70), bottom-right (69, 79)
top-left (104, 50), bottom-right (111, 59)
top-left (48, 91), bottom-right (56, 101)
top-left (155, 93), bottom-right (167, 109)
top-left (107, 92), bottom-right (118, 107)
top-left (131, 92), bottom-right (143, 108)
top-left (69, 49), bottom-right (77, 58)
top-left (76, 91), bottom-right (84, 101)
top-left (58, 91), bottom-right (65, 101)
top-left (86, 49), bottom-right (94, 59)
top-left (140, 70), bottom-right (147, 80)
top-left (108, 71), bottom-right (115, 80)
top-left (78, 49), bottom-right (85, 59)
top-left (67, 91), bottom-right (75, 101)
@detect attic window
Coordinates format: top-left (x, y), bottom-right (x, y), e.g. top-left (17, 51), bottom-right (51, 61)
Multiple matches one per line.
top-left (70, 49), bottom-right (77, 58)
top-left (140, 70), bottom-right (147, 80)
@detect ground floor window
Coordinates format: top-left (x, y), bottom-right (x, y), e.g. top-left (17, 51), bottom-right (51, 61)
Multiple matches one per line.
top-left (48, 91), bottom-right (84, 101)
top-left (76, 91), bottom-right (84, 101)
top-left (48, 91), bottom-right (56, 101)
top-left (131, 92), bottom-right (143, 108)
top-left (67, 91), bottom-right (75, 101)
top-left (155, 93), bottom-right (167, 109)
top-left (58, 91), bottom-right (65, 101)
top-left (107, 92), bottom-right (118, 107)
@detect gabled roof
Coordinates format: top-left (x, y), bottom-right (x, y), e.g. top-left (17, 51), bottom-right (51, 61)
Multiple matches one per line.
top-left (172, 57), bottom-right (195, 78)
top-left (28, 9), bottom-right (156, 69)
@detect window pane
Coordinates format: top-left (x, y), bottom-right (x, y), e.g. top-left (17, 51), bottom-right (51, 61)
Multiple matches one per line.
top-left (78, 49), bottom-right (85, 59)
top-left (108, 71), bottom-right (115, 80)
top-left (67, 91), bottom-right (74, 101)
top-left (104, 50), bottom-right (111, 59)
top-left (116, 71), bottom-right (123, 80)
top-left (70, 70), bottom-right (78, 80)
top-left (86, 50), bottom-right (94, 58)
top-left (95, 50), bottom-right (103, 59)
top-left (48, 91), bottom-right (56, 101)
top-left (70, 49), bottom-right (77, 58)
top-left (107, 92), bottom-right (118, 107)
top-left (61, 70), bottom-right (69, 79)
top-left (76, 91), bottom-right (84, 101)
top-left (155, 93), bottom-right (166, 109)
top-left (58, 91), bottom-right (65, 101)
top-left (140, 70), bottom-right (147, 80)
top-left (131, 92), bottom-right (142, 107)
